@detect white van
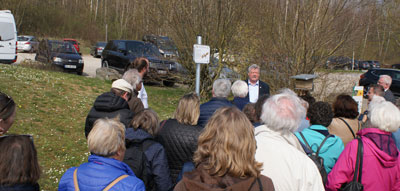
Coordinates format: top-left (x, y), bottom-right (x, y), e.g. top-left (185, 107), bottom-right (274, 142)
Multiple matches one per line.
top-left (0, 10), bottom-right (17, 64)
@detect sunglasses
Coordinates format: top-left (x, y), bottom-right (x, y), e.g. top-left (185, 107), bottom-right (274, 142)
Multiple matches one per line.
top-left (0, 134), bottom-right (34, 142)
top-left (0, 93), bottom-right (13, 113)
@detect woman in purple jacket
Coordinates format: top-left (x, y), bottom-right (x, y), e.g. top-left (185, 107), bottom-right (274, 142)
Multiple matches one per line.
top-left (326, 100), bottom-right (400, 191)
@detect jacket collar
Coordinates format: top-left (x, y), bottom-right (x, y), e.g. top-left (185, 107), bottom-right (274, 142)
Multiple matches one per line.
top-left (88, 154), bottom-right (135, 176)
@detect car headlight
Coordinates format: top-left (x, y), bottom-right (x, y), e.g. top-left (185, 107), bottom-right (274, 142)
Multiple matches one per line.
top-left (53, 57), bottom-right (63, 62)
top-left (79, 59), bottom-right (84, 64)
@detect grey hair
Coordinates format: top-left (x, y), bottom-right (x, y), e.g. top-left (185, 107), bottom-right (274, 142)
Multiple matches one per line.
top-left (213, 79), bottom-right (231, 98)
top-left (122, 69), bottom-right (142, 88)
top-left (379, 75), bottom-right (392, 86)
top-left (367, 95), bottom-right (386, 118)
top-left (370, 101), bottom-right (400, 132)
top-left (231, 80), bottom-right (248, 97)
top-left (248, 64), bottom-right (260, 73)
top-left (260, 91), bottom-right (306, 134)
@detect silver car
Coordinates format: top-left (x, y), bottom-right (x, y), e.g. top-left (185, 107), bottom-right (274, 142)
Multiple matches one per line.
top-left (17, 35), bottom-right (39, 53)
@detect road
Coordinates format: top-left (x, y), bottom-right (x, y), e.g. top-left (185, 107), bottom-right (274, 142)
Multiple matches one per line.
top-left (15, 53), bottom-right (101, 77)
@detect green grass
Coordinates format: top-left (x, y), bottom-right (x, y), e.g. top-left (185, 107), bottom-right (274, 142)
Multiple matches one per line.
top-left (0, 64), bottom-right (188, 190)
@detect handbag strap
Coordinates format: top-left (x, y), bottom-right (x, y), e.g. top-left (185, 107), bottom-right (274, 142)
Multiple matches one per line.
top-left (73, 168), bottom-right (129, 191)
top-left (299, 132), bottom-right (332, 156)
top-left (338, 117), bottom-right (355, 138)
top-left (353, 138), bottom-right (363, 183)
top-left (73, 168), bottom-right (80, 191)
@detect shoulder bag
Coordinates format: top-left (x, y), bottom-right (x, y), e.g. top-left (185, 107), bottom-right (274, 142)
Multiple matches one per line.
top-left (340, 138), bottom-right (364, 191)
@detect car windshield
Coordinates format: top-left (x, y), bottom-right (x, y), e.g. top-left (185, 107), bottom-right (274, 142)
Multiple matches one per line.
top-left (18, 36), bottom-right (30, 41)
top-left (144, 44), bottom-right (162, 57)
top-left (49, 42), bottom-right (77, 54)
top-left (96, 42), bottom-right (107, 47)
top-left (158, 39), bottom-right (177, 51)
top-left (65, 40), bottom-right (77, 45)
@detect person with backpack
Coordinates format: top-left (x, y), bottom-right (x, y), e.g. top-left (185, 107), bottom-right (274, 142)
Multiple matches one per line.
top-left (124, 109), bottom-right (173, 191)
top-left (295, 102), bottom-right (344, 175)
top-left (58, 118), bottom-right (145, 191)
top-left (326, 100), bottom-right (400, 190)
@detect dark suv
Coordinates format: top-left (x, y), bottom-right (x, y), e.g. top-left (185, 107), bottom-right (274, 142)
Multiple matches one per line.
top-left (359, 68), bottom-right (400, 98)
top-left (101, 40), bottom-right (178, 86)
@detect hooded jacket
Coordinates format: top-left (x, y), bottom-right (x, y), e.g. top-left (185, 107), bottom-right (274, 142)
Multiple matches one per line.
top-left (58, 155), bottom-right (145, 191)
top-left (326, 128), bottom-right (400, 191)
top-left (125, 128), bottom-right (174, 191)
top-left (174, 163), bottom-right (275, 191)
top-left (295, 125), bottom-right (345, 173)
top-left (85, 92), bottom-right (134, 137)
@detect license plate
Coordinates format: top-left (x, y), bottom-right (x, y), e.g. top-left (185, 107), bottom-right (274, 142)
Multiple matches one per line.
top-left (158, 70), bottom-right (167, 74)
top-left (65, 65), bottom-right (76, 69)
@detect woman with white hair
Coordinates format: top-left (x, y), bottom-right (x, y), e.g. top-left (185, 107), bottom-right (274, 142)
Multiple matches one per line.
top-left (59, 118), bottom-right (145, 191)
top-left (326, 100), bottom-right (400, 190)
top-left (231, 80), bottom-right (249, 110)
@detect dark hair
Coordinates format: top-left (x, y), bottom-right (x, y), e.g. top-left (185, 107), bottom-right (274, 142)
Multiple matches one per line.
top-left (255, 94), bottom-right (269, 121)
top-left (307, 101), bottom-right (333, 127)
top-left (300, 93), bottom-right (316, 107)
top-left (243, 103), bottom-right (257, 123)
top-left (369, 84), bottom-right (384, 97)
top-left (125, 57), bottom-right (149, 73)
top-left (0, 135), bottom-right (40, 185)
top-left (333, 94), bottom-right (359, 119)
top-left (0, 92), bottom-right (16, 120)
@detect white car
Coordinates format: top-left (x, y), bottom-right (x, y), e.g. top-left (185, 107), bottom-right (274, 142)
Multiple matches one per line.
top-left (17, 35), bottom-right (39, 53)
top-left (0, 10), bottom-right (17, 64)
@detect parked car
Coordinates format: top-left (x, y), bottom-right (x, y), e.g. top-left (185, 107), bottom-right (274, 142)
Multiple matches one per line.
top-left (359, 68), bottom-right (400, 98)
top-left (90, 41), bottom-right (107, 58)
top-left (357, 61), bottom-right (370, 70)
top-left (143, 35), bottom-right (179, 60)
top-left (391, 63), bottom-right (400, 69)
top-left (17, 35), bottom-right (39, 53)
top-left (101, 40), bottom-right (178, 86)
top-left (325, 56), bottom-right (353, 70)
top-left (63, 38), bottom-right (80, 53)
top-left (35, 39), bottom-right (84, 75)
top-left (0, 10), bottom-right (17, 64)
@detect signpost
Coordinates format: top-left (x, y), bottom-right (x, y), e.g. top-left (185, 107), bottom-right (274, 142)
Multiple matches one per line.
top-left (193, 35), bottom-right (210, 96)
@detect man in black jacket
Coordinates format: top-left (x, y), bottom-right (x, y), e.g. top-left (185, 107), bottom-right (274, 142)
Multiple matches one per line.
top-left (246, 64), bottom-right (270, 103)
top-left (378, 75), bottom-right (396, 103)
top-left (84, 79), bottom-right (134, 137)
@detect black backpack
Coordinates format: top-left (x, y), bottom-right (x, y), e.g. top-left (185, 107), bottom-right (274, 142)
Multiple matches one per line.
top-left (123, 138), bottom-right (156, 190)
top-left (299, 132), bottom-right (332, 184)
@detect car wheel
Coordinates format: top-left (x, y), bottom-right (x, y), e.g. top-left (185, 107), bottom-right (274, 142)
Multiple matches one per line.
top-left (77, 71), bottom-right (83, 75)
top-left (102, 60), bottom-right (109, 68)
top-left (163, 81), bottom-right (175, 87)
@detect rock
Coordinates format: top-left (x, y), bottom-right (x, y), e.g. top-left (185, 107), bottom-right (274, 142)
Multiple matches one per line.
top-left (96, 68), bottom-right (121, 81)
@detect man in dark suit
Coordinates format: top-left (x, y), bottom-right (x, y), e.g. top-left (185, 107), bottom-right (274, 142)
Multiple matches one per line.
top-left (378, 75), bottom-right (396, 103)
top-left (245, 64), bottom-right (270, 103)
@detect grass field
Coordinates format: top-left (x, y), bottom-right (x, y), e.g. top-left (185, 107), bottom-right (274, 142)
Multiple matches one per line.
top-left (0, 64), bottom-right (187, 190)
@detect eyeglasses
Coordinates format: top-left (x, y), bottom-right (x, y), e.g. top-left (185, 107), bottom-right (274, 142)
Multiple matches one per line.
top-left (0, 134), bottom-right (34, 142)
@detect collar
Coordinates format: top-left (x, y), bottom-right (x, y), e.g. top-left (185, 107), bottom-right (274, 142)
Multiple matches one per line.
top-left (248, 79), bottom-right (259, 86)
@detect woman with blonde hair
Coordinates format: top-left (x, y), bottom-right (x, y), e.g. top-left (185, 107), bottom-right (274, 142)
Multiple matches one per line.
top-left (175, 107), bottom-right (274, 190)
top-left (124, 109), bottom-right (173, 191)
top-left (156, 93), bottom-right (202, 183)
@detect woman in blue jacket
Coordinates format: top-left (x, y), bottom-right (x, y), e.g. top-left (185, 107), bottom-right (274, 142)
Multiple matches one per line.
top-left (295, 101), bottom-right (344, 173)
top-left (58, 118), bottom-right (145, 191)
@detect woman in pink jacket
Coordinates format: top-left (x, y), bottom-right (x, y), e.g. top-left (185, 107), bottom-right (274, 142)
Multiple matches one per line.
top-left (326, 100), bottom-right (400, 191)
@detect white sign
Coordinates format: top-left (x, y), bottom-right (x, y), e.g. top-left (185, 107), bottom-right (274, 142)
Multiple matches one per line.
top-left (352, 86), bottom-right (364, 114)
top-left (193, 44), bottom-right (210, 64)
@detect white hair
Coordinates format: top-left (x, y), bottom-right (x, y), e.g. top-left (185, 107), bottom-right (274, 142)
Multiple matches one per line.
top-left (370, 101), bottom-right (400, 132)
top-left (122, 69), bottom-right (142, 88)
top-left (379, 75), bottom-right (392, 86)
top-left (231, 80), bottom-right (248, 97)
top-left (248, 64), bottom-right (260, 73)
top-left (88, 118), bottom-right (126, 157)
top-left (367, 95), bottom-right (386, 116)
top-left (213, 79), bottom-right (231, 98)
top-left (261, 91), bottom-right (306, 134)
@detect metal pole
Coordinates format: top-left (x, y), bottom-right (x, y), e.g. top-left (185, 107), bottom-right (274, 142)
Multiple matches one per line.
top-left (105, 24), bottom-right (108, 42)
top-left (195, 35), bottom-right (202, 96)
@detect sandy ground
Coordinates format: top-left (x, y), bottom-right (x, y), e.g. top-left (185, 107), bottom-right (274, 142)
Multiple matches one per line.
top-left (15, 53), bottom-right (101, 77)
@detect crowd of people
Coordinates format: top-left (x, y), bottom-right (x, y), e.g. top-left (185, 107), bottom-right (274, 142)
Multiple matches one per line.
top-left (1, 59), bottom-right (400, 191)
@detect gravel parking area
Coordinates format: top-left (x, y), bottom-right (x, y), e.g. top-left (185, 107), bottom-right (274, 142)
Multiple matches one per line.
top-left (15, 53), bottom-right (101, 77)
